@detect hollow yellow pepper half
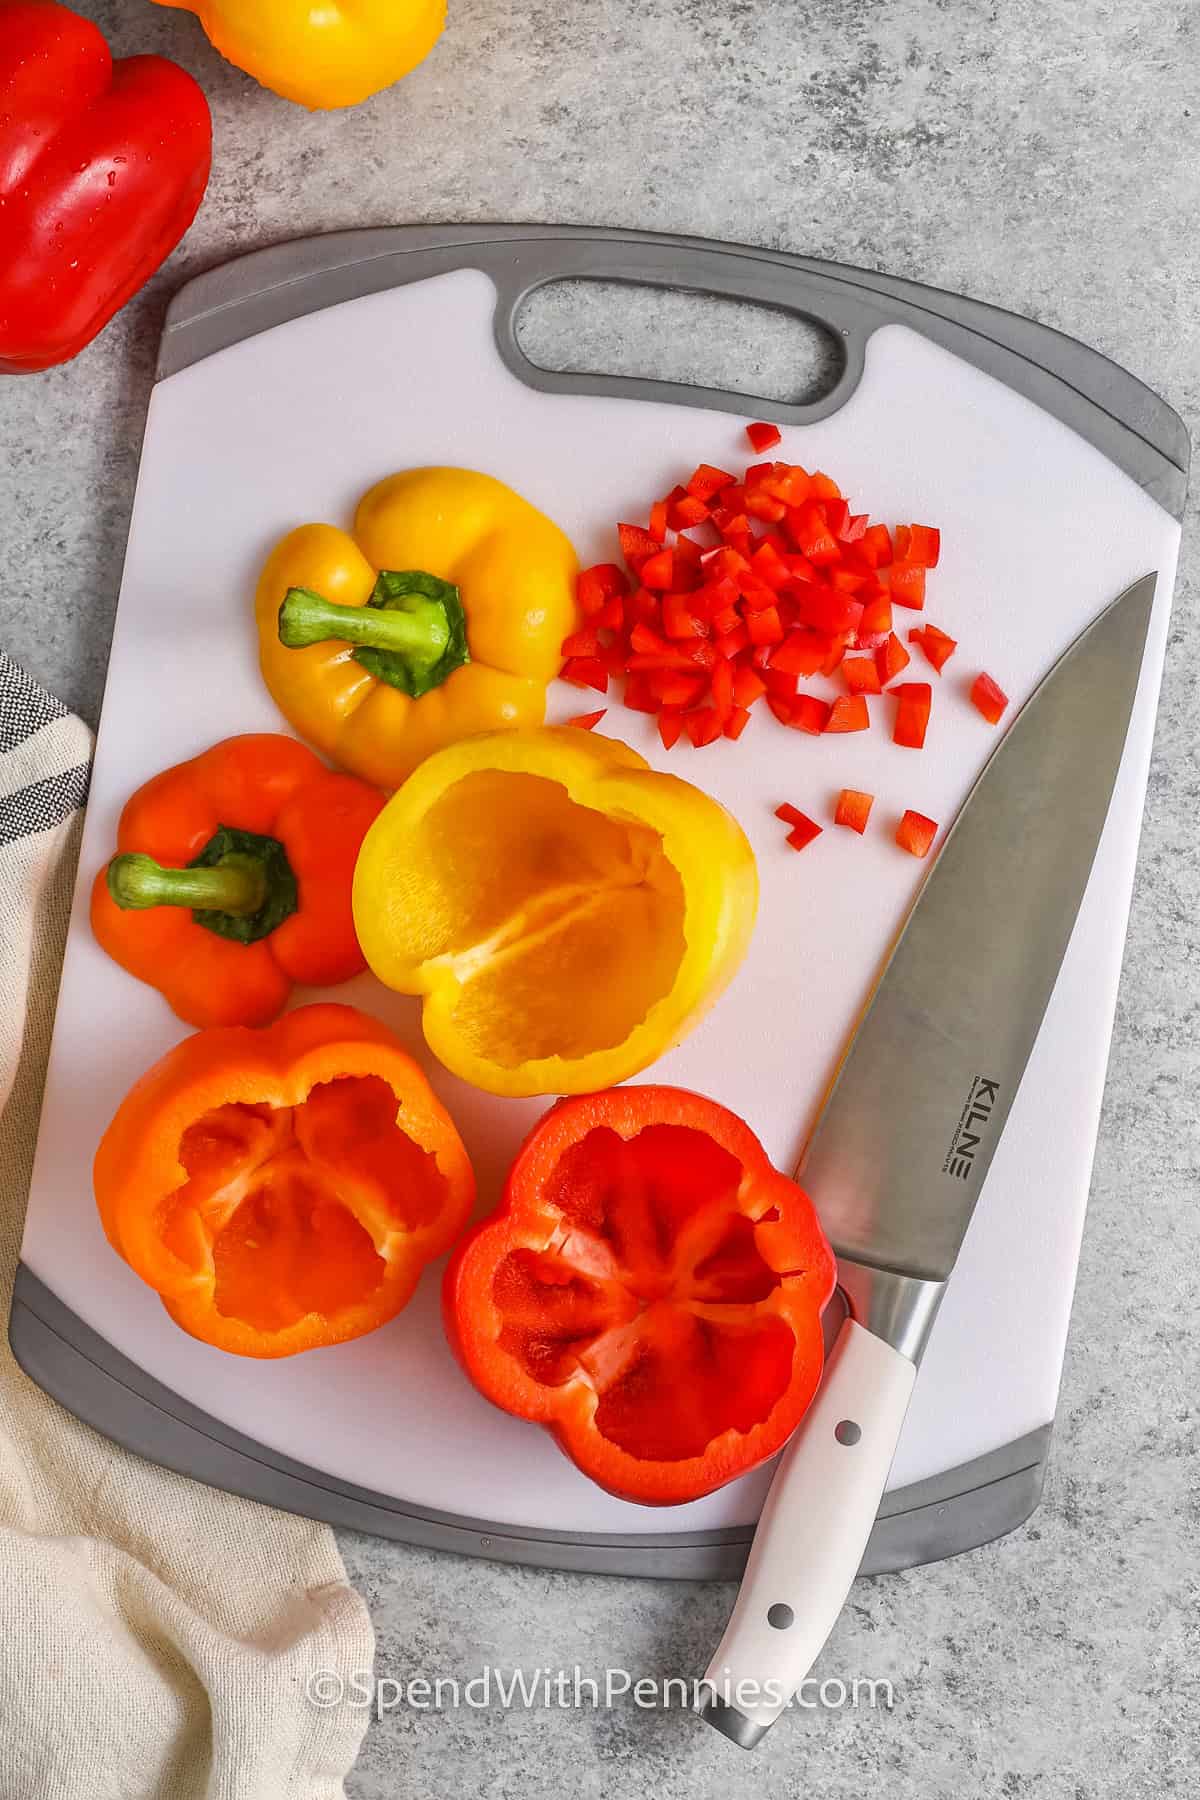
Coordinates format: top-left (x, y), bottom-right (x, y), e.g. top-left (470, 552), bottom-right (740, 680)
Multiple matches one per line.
top-left (352, 726), bottom-right (759, 1098)
top-left (153, 0), bottom-right (445, 110)
top-left (256, 469), bottom-right (579, 789)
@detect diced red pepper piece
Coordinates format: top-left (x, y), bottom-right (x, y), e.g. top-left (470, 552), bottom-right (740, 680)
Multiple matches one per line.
top-left (723, 706), bottom-right (752, 740)
top-left (681, 639), bottom-right (719, 671)
top-left (737, 575), bottom-right (780, 614)
top-left (595, 595), bottom-right (625, 632)
top-left (640, 549), bottom-right (675, 590)
top-left (971, 672), bottom-right (1009, 724)
top-left (875, 631), bottom-right (911, 687)
top-left (577, 564), bottom-right (629, 615)
top-left (790, 501), bottom-right (840, 565)
top-left (618, 522), bottom-right (662, 566)
top-left (888, 561), bottom-right (926, 610)
top-left (893, 681), bottom-right (932, 749)
top-left (714, 623), bottom-right (750, 659)
top-left (895, 524), bottom-right (941, 567)
top-left (821, 635), bottom-right (850, 678)
top-left (629, 622), bottom-right (671, 656)
top-left (745, 605), bottom-right (784, 646)
top-left (561, 627), bottom-right (602, 658)
top-left (840, 512), bottom-right (869, 544)
top-left (650, 672), bottom-right (707, 708)
top-left (791, 695), bottom-right (832, 735)
top-left (560, 657), bottom-right (608, 693)
top-left (908, 623), bottom-right (957, 673)
top-left (775, 802), bottom-right (807, 826)
top-left (896, 810), bottom-right (938, 857)
top-left (750, 539), bottom-right (791, 590)
top-left (767, 695), bottom-right (798, 726)
top-left (810, 471), bottom-right (842, 500)
top-left (672, 532), bottom-right (704, 572)
top-left (761, 465), bottom-right (812, 507)
top-left (763, 666), bottom-right (798, 700)
top-left (858, 592), bottom-right (892, 640)
top-left (785, 816), bottom-right (823, 852)
top-left (745, 490), bottom-right (787, 523)
top-left (685, 706), bottom-right (724, 748)
top-left (648, 499), bottom-right (669, 544)
top-left (717, 513), bottom-right (753, 550)
top-left (662, 592), bottom-right (707, 640)
top-left (824, 695), bottom-right (870, 734)
top-left (792, 584), bottom-right (863, 637)
top-left (600, 637), bottom-right (628, 677)
top-left (834, 789), bottom-right (875, 834)
top-left (622, 675), bottom-right (658, 713)
top-left (858, 523), bottom-right (893, 568)
top-left (686, 464), bottom-right (736, 502)
top-left (567, 710), bottom-right (606, 731)
top-left (709, 657), bottom-right (735, 718)
top-left (771, 631), bottom-right (828, 678)
top-left (627, 587), bottom-right (661, 627)
top-left (821, 498), bottom-right (851, 538)
top-left (731, 665), bottom-right (767, 708)
top-left (657, 710), bottom-right (684, 750)
top-left (842, 656), bottom-right (882, 695)
top-left (669, 494), bottom-right (711, 530)
top-left (746, 421), bottom-right (783, 453)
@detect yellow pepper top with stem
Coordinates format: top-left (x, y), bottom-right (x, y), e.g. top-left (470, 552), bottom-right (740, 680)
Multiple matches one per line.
top-left (153, 0), bottom-right (445, 110)
top-left (352, 726), bottom-right (759, 1098)
top-left (256, 468), bottom-right (579, 789)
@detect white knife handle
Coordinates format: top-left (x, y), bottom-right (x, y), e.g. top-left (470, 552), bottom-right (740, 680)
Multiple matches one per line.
top-left (700, 1317), bottom-right (916, 1746)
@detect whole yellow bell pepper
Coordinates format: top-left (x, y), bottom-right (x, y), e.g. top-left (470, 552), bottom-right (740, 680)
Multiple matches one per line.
top-left (256, 468), bottom-right (578, 788)
top-left (153, 0), bottom-right (445, 110)
top-left (352, 726), bottom-right (759, 1098)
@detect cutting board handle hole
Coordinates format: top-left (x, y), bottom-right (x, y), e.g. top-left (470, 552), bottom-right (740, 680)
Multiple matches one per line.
top-left (514, 280), bottom-right (845, 407)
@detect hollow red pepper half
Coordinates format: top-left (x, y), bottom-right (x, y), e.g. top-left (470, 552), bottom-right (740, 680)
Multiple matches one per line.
top-left (0, 1), bottom-right (211, 373)
top-left (443, 1087), bottom-right (836, 1506)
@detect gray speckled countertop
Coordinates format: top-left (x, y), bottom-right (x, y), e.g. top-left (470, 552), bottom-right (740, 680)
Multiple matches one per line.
top-left (4, 2), bottom-right (1198, 1795)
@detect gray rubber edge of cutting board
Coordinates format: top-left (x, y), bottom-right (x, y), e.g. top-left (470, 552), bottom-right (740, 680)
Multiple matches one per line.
top-left (10, 226), bottom-right (1188, 1578)
top-left (11, 1265), bottom-right (1049, 1580)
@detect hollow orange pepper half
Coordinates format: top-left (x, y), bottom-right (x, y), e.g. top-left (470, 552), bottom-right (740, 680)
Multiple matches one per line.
top-left (91, 734), bottom-right (385, 1028)
top-left (256, 468), bottom-right (578, 788)
top-left (95, 1003), bottom-right (476, 1358)
top-left (443, 1086), bottom-right (836, 1505)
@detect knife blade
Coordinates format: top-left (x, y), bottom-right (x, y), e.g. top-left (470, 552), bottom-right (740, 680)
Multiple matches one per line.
top-left (699, 573), bottom-right (1157, 1748)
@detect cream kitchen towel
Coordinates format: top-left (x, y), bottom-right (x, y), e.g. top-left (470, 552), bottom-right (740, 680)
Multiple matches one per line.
top-left (0, 654), bottom-right (375, 1800)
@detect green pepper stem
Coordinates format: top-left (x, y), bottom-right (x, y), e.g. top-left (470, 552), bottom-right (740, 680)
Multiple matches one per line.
top-left (279, 586), bottom-right (452, 661)
top-left (107, 851), bottom-right (267, 916)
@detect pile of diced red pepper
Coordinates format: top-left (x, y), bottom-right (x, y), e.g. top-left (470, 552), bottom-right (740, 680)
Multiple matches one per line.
top-left (561, 445), bottom-right (968, 751)
top-left (562, 425), bottom-right (1010, 861)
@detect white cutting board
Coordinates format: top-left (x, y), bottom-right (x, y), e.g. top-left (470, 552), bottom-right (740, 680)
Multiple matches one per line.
top-left (21, 264), bottom-right (1180, 1537)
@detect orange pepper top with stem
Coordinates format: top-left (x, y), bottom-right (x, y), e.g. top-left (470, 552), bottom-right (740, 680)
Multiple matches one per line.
top-left (91, 734), bottom-right (385, 1029)
top-left (256, 468), bottom-right (579, 789)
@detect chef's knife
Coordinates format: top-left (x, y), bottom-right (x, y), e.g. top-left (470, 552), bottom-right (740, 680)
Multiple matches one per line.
top-left (699, 573), bottom-right (1157, 1748)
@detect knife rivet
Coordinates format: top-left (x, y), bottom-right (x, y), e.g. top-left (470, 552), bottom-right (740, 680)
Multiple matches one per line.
top-left (835, 1420), bottom-right (862, 1446)
top-left (767, 1604), bottom-right (794, 1630)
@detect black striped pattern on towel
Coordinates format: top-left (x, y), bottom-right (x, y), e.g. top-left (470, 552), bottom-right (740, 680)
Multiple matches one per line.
top-left (0, 654), bottom-right (90, 848)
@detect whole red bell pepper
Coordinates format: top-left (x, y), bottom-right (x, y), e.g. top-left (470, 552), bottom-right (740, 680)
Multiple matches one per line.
top-left (0, 1), bottom-right (211, 373)
top-left (443, 1086), bottom-right (836, 1506)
